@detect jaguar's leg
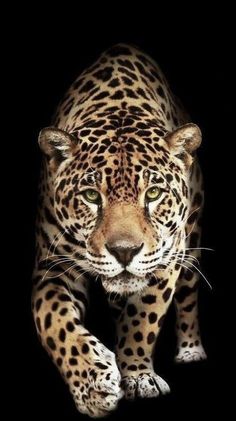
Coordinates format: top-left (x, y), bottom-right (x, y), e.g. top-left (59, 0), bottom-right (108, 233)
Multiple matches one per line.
top-left (174, 211), bottom-right (207, 363)
top-left (108, 269), bottom-right (179, 400)
top-left (32, 267), bottom-right (123, 418)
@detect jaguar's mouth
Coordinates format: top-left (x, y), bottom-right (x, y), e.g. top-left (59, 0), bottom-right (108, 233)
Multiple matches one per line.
top-left (111, 270), bottom-right (144, 282)
top-left (101, 270), bottom-right (148, 294)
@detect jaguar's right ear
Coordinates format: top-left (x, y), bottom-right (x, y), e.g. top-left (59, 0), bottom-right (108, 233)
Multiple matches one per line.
top-left (38, 127), bottom-right (77, 168)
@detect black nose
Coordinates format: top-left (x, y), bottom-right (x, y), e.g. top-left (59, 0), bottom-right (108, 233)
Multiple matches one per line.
top-left (105, 243), bottom-right (143, 267)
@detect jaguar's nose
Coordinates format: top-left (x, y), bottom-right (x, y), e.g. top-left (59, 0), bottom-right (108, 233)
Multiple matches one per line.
top-left (105, 243), bottom-right (143, 267)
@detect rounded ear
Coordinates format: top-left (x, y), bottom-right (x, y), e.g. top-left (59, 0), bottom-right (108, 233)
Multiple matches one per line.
top-left (164, 123), bottom-right (202, 168)
top-left (164, 123), bottom-right (202, 154)
top-left (38, 127), bottom-right (77, 167)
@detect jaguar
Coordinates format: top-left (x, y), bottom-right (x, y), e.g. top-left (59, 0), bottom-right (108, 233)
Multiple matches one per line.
top-left (32, 43), bottom-right (207, 417)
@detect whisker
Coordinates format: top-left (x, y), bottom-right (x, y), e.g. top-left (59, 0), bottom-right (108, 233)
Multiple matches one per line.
top-left (177, 259), bottom-right (213, 290)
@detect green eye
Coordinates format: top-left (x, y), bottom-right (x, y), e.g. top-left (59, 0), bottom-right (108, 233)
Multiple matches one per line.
top-left (146, 186), bottom-right (161, 202)
top-left (82, 189), bottom-right (101, 204)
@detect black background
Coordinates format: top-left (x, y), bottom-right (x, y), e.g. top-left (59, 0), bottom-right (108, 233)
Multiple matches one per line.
top-left (12, 6), bottom-right (233, 419)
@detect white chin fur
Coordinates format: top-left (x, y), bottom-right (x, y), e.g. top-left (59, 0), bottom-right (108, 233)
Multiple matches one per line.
top-left (101, 277), bottom-right (148, 295)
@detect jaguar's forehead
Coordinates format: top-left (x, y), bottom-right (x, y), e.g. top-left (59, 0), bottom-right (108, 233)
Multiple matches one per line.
top-left (72, 139), bottom-right (181, 200)
top-left (71, 128), bottom-right (175, 173)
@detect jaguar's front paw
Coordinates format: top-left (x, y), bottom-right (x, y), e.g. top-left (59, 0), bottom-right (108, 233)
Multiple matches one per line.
top-left (72, 350), bottom-right (123, 417)
top-left (121, 371), bottom-right (170, 400)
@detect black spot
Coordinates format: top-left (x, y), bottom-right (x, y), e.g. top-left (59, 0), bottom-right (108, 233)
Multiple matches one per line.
top-left (80, 129), bottom-right (91, 137)
top-left (124, 348), bottom-right (133, 356)
top-left (66, 321), bottom-right (75, 332)
top-left (122, 76), bottom-right (133, 86)
top-left (127, 304), bottom-right (137, 317)
top-left (46, 337), bottom-right (56, 350)
top-left (181, 323), bottom-right (188, 332)
top-left (60, 347), bottom-right (66, 356)
top-left (182, 342), bottom-right (188, 347)
top-left (140, 312), bottom-right (146, 318)
top-left (93, 91), bottom-right (109, 100)
top-left (128, 364), bottom-right (137, 371)
top-left (58, 294), bottom-right (71, 302)
top-left (142, 295), bottom-right (156, 304)
top-left (163, 287), bottom-right (172, 302)
top-left (166, 173), bottom-right (173, 183)
top-left (110, 90), bottom-right (124, 100)
top-left (82, 343), bottom-right (89, 354)
top-left (134, 332), bottom-right (143, 342)
top-left (158, 279), bottom-right (168, 290)
top-left (66, 370), bottom-right (72, 378)
top-left (148, 312), bottom-right (157, 324)
top-left (137, 347), bottom-right (145, 356)
top-left (105, 167), bottom-right (112, 175)
top-left (93, 66), bottom-right (113, 81)
top-left (51, 302), bottom-right (59, 311)
top-left (45, 290), bottom-right (56, 300)
top-left (59, 328), bottom-right (66, 342)
top-left (132, 319), bottom-right (140, 326)
top-left (82, 370), bottom-right (87, 378)
top-left (71, 346), bottom-right (79, 356)
top-left (59, 308), bottom-right (68, 316)
top-left (44, 313), bottom-right (52, 330)
top-left (108, 78), bottom-right (120, 88)
top-left (147, 332), bottom-right (155, 344)
top-left (139, 364), bottom-right (147, 370)
top-left (69, 358), bottom-right (78, 366)
top-left (148, 277), bottom-right (158, 286)
top-left (95, 362), bottom-right (108, 370)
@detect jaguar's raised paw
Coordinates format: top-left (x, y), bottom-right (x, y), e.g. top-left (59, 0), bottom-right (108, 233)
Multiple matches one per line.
top-left (72, 351), bottom-right (124, 417)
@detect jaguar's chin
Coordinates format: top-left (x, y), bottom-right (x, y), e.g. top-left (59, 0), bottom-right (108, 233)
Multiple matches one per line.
top-left (101, 270), bottom-right (149, 295)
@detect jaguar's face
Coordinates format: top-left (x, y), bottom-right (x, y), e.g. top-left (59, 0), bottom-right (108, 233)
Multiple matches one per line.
top-left (39, 123), bottom-right (201, 294)
top-left (72, 166), bottom-right (189, 294)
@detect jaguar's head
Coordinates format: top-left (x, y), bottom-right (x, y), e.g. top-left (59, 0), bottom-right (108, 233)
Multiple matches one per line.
top-left (39, 123), bottom-right (201, 294)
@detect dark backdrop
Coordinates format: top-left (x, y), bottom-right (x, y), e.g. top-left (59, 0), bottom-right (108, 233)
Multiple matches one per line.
top-left (14, 9), bottom-right (232, 419)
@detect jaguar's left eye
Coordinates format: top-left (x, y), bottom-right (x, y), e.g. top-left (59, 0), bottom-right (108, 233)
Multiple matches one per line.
top-left (146, 186), bottom-right (161, 202)
top-left (82, 189), bottom-right (101, 204)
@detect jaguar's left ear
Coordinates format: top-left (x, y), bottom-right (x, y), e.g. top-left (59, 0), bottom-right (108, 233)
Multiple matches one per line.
top-left (164, 123), bottom-right (202, 167)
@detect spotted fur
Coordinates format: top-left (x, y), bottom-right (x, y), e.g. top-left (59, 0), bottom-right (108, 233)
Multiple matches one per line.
top-left (32, 44), bottom-right (206, 417)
